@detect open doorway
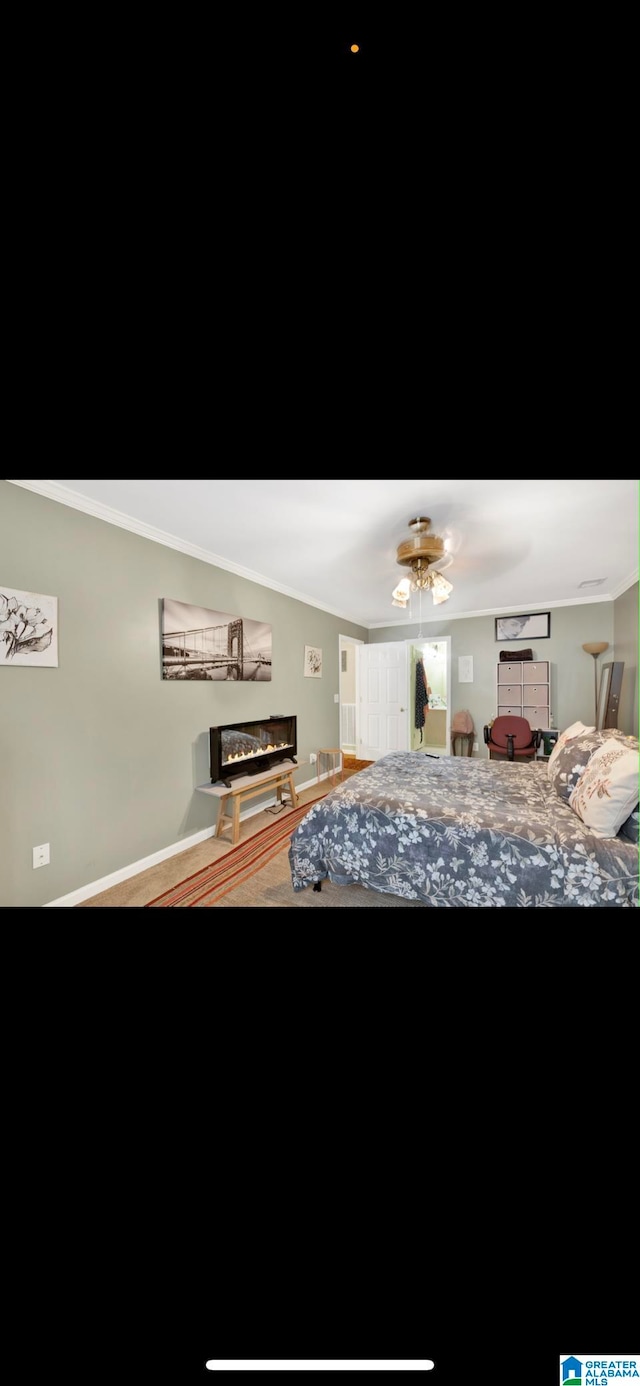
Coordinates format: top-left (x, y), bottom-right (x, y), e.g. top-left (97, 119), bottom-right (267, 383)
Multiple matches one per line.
top-left (339, 634), bottom-right (363, 756)
top-left (409, 637), bottom-right (451, 756)
top-left (352, 637), bottom-right (450, 762)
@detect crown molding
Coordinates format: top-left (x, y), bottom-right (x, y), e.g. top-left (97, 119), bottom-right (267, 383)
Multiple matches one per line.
top-left (5, 480), bottom-right (638, 632)
top-left (368, 590), bottom-right (633, 630)
top-left (4, 479), bottom-right (361, 627)
top-left (609, 569), bottom-right (639, 599)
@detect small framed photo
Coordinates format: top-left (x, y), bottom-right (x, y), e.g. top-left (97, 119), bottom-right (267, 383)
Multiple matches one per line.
top-left (304, 644), bottom-right (323, 678)
top-left (495, 611), bottom-right (551, 642)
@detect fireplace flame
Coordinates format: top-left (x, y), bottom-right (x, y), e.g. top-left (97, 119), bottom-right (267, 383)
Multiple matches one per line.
top-left (225, 741), bottom-right (289, 764)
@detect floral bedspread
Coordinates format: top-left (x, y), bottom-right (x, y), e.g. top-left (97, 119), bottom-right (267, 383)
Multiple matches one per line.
top-left (288, 751), bottom-right (639, 907)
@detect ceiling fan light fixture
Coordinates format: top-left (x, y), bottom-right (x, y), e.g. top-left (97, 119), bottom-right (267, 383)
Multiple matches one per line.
top-left (430, 573), bottom-right (453, 605)
top-left (396, 517), bottom-right (445, 571)
top-left (392, 515), bottom-right (454, 606)
top-left (391, 578), bottom-right (411, 608)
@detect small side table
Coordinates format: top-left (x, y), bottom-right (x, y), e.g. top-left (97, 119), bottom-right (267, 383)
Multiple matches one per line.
top-left (318, 748), bottom-right (344, 787)
top-left (451, 730), bottom-right (474, 756)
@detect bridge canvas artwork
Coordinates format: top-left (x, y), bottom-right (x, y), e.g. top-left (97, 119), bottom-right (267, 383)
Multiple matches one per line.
top-left (161, 598), bottom-right (272, 681)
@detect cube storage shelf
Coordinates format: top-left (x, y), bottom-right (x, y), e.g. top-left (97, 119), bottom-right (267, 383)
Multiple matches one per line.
top-left (496, 659), bottom-right (552, 731)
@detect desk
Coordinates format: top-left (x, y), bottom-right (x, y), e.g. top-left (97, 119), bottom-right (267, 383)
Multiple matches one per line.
top-left (196, 759), bottom-right (303, 846)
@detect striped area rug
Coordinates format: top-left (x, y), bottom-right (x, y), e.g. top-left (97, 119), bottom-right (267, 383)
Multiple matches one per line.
top-left (145, 795), bottom-right (326, 907)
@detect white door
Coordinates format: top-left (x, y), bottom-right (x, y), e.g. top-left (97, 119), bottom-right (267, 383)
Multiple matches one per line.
top-left (356, 642), bottom-right (409, 761)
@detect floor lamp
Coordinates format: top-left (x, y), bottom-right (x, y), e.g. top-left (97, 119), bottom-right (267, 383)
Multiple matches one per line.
top-left (582, 641), bottom-right (609, 724)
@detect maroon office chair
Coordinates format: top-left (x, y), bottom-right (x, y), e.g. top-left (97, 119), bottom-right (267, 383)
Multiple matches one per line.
top-left (483, 715), bottom-right (541, 762)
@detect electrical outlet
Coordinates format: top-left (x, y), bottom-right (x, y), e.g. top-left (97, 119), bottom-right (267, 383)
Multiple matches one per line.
top-left (473, 741), bottom-right (478, 751)
top-left (33, 843), bottom-right (50, 869)
top-left (334, 693), bottom-right (339, 703)
top-left (310, 753), bottom-right (317, 763)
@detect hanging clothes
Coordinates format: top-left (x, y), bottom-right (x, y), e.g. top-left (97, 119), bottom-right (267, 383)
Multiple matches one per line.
top-left (415, 658), bottom-right (429, 742)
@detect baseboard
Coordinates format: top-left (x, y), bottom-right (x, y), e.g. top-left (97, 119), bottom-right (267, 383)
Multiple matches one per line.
top-left (43, 770), bottom-right (328, 907)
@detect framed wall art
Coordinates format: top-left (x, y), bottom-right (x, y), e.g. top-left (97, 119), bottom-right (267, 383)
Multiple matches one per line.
top-left (495, 612), bottom-right (550, 642)
top-left (161, 597), bottom-right (272, 681)
top-left (304, 645), bottom-right (322, 678)
top-left (0, 586), bottom-right (58, 666)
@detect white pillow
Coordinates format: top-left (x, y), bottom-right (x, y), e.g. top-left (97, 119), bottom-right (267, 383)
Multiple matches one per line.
top-left (569, 739), bottom-right (640, 838)
top-left (547, 721), bottom-right (595, 773)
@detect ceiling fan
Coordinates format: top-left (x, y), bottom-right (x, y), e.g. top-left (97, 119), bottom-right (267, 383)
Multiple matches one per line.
top-left (391, 516), bottom-right (454, 608)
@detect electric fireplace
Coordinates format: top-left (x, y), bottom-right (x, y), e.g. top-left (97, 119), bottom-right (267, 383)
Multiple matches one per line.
top-left (209, 715), bottom-right (297, 786)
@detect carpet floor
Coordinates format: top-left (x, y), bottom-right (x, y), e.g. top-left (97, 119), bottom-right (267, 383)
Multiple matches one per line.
top-left (146, 798), bottom-right (325, 907)
top-left (79, 756), bottom-right (419, 908)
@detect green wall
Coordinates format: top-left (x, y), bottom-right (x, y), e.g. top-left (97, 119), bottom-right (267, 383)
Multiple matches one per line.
top-left (370, 599), bottom-right (631, 746)
top-left (0, 482), bottom-right (367, 906)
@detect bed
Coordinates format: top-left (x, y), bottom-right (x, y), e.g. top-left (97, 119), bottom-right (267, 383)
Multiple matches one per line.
top-left (288, 746), bottom-right (639, 907)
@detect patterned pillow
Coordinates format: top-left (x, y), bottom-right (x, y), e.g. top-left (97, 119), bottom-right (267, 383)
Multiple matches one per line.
top-left (619, 806), bottom-right (639, 843)
top-left (549, 732), bottom-right (604, 802)
top-left (547, 721), bottom-right (595, 772)
top-left (609, 731), bottom-right (640, 843)
top-left (600, 728), bottom-right (640, 750)
top-left (569, 740), bottom-right (640, 838)
top-left (550, 728), bottom-right (640, 803)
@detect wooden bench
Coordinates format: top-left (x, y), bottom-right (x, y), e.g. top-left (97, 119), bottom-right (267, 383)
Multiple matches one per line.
top-left (196, 759), bottom-right (301, 846)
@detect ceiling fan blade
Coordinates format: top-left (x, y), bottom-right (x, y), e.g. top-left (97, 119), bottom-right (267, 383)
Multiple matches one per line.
top-left (430, 552), bottom-right (454, 573)
top-left (440, 525), bottom-right (464, 555)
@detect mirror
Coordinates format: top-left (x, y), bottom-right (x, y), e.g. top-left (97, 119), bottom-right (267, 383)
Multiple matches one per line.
top-left (596, 665), bottom-right (611, 730)
top-left (596, 661), bottom-right (624, 730)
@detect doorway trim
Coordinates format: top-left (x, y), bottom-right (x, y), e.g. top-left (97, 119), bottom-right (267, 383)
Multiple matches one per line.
top-left (339, 633), bottom-right (364, 756)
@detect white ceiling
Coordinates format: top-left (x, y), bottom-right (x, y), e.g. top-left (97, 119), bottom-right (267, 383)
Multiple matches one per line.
top-left (10, 478), bottom-right (639, 629)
